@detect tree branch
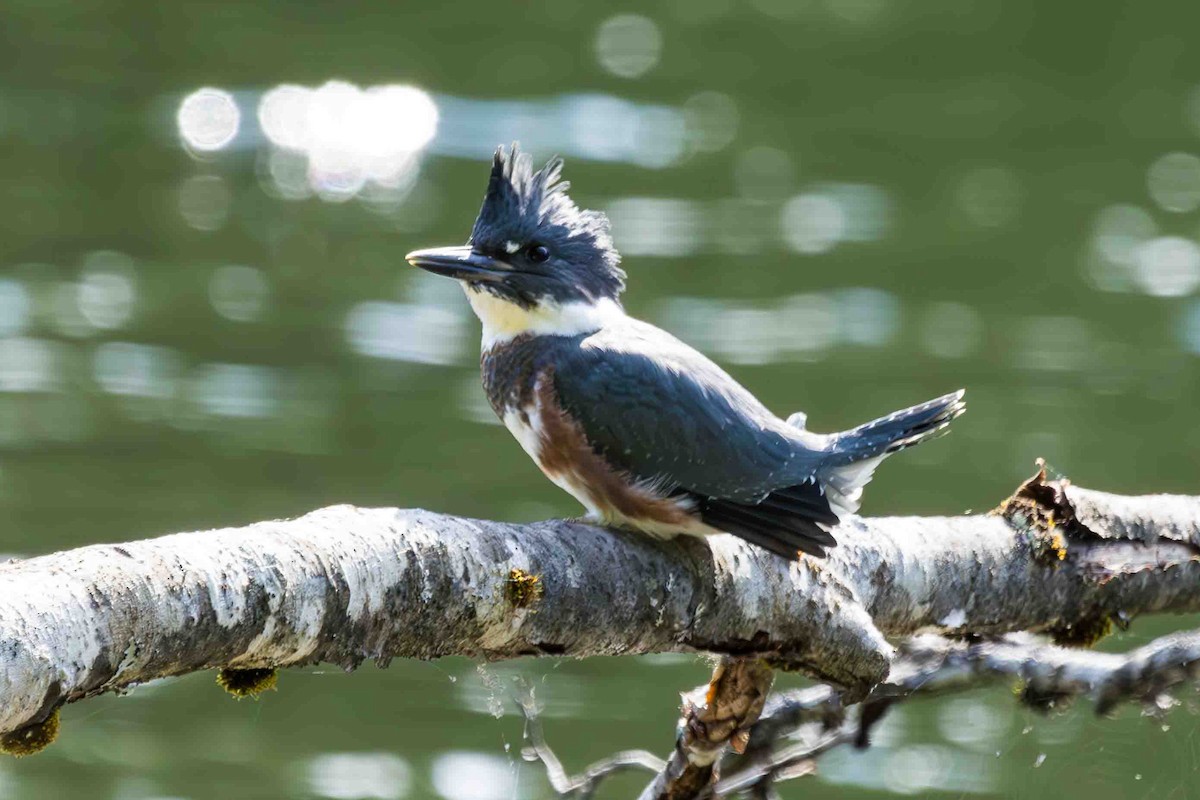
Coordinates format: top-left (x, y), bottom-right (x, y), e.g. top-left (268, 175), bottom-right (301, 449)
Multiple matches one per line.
top-left (884, 629), bottom-right (1200, 715)
top-left (0, 469), bottom-right (1197, 746)
top-left (696, 625), bottom-right (1200, 797)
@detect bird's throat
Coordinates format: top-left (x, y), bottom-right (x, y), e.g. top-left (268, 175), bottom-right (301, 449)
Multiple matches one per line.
top-left (464, 284), bottom-right (625, 349)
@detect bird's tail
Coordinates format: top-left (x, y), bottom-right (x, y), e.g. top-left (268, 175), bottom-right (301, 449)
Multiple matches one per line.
top-left (815, 389), bottom-right (965, 517)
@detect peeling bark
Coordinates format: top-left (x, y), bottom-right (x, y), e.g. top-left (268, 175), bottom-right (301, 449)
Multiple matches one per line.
top-left (0, 472), bottom-right (1197, 740)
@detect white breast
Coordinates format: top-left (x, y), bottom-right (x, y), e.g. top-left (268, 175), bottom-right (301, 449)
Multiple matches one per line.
top-left (500, 405), bottom-right (545, 466)
top-left (500, 402), bottom-right (606, 518)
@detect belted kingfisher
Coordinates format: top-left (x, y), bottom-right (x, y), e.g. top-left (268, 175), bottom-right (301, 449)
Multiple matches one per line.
top-left (407, 145), bottom-right (964, 559)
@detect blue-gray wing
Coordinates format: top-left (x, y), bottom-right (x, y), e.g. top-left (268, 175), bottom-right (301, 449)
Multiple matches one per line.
top-left (547, 325), bottom-right (817, 502)
top-left (549, 333), bottom-right (792, 496)
top-left (547, 326), bottom-right (839, 557)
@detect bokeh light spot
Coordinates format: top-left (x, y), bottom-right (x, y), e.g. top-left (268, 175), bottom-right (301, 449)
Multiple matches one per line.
top-left (1133, 236), bottom-right (1200, 297)
top-left (1181, 300), bottom-right (1200, 354)
top-left (307, 752), bottom-right (411, 800)
top-left (77, 251), bottom-right (137, 331)
top-left (192, 363), bottom-right (278, 418)
top-left (607, 198), bottom-right (703, 257)
top-left (682, 91), bottom-right (739, 153)
top-left (177, 88), bottom-right (241, 152)
top-left (734, 146), bottom-right (795, 201)
top-left (209, 265), bottom-right (270, 323)
top-left (1014, 316), bottom-right (1094, 372)
top-left (632, 105), bottom-right (687, 168)
top-left (936, 698), bottom-right (1010, 752)
top-left (822, 183), bottom-right (892, 242)
top-left (0, 280), bottom-right (33, 338)
top-left (177, 174), bottom-right (232, 231)
top-left (1092, 204), bottom-right (1157, 265)
top-left (1086, 204), bottom-right (1158, 292)
top-left (1147, 152), bottom-right (1200, 213)
top-left (595, 14), bottom-right (663, 79)
top-left (256, 81), bottom-right (437, 202)
top-left (431, 751), bottom-right (527, 800)
top-left (781, 193), bottom-right (846, 254)
top-left (882, 745), bottom-right (953, 795)
top-left (0, 338), bottom-right (61, 393)
top-left (344, 301), bottom-right (464, 365)
top-left (258, 84), bottom-right (313, 151)
top-left (836, 287), bottom-right (900, 347)
top-left (93, 342), bottom-right (179, 399)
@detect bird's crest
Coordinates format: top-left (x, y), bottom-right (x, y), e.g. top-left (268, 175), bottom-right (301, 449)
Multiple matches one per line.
top-left (470, 143), bottom-right (625, 300)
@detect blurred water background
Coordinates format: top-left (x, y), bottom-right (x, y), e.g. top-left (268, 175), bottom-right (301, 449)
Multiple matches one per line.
top-left (3, 0), bottom-right (1200, 797)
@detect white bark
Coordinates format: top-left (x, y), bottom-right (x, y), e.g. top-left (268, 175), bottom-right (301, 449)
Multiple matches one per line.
top-left (0, 472), bottom-right (1197, 740)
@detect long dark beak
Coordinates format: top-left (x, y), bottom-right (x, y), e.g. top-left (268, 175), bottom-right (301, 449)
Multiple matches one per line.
top-left (405, 246), bottom-right (507, 282)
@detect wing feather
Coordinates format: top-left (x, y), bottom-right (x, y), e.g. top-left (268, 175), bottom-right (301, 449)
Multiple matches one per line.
top-left (544, 322), bottom-right (842, 557)
top-left (549, 324), bottom-right (804, 501)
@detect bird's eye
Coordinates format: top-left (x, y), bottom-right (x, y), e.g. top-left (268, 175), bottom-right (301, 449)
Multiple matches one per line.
top-left (527, 244), bottom-right (550, 263)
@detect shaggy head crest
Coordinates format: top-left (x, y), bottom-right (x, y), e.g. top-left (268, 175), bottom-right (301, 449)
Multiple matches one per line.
top-left (469, 143), bottom-right (625, 302)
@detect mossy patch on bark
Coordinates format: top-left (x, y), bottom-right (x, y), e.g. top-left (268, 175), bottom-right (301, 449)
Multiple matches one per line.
top-left (505, 568), bottom-right (544, 608)
top-left (216, 667), bottom-right (278, 699)
top-left (1029, 527), bottom-right (1069, 565)
top-left (0, 709), bottom-right (59, 757)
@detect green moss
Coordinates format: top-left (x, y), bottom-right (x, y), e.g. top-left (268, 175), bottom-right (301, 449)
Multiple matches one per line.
top-left (216, 667), bottom-right (278, 699)
top-left (505, 568), bottom-right (544, 608)
top-left (1, 709), bottom-right (59, 757)
top-left (1028, 525), bottom-right (1068, 566)
top-left (1049, 615), bottom-right (1115, 648)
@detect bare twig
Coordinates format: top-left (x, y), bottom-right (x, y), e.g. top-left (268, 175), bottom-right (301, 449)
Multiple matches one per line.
top-left (895, 629), bottom-right (1200, 714)
top-left (754, 626), bottom-right (1200, 744)
top-left (711, 725), bottom-right (851, 796)
top-left (517, 690), bottom-right (664, 798)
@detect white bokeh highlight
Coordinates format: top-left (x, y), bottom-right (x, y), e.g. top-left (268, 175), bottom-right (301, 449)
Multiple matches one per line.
top-left (595, 14), bottom-right (663, 78)
top-left (781, 193), bottom-right (847, 254)
top-left (177, 88), bottom-right (241, 152)
top-left (257, 81), bottom-right (438, 202)
top-left (307, 752), bottom-right (411, 800)
top-left (1147, 152), bottom-right (1200, 213)
top-left (1133, 236), bottom-right (1200, 297)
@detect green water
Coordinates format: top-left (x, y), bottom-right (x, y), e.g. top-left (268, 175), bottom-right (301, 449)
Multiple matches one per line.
top-left (3, 0), bottom-right (1200, 797)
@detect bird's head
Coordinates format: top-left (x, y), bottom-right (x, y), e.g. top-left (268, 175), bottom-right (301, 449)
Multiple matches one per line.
top-left (406, 144), bottom-right (625, 313)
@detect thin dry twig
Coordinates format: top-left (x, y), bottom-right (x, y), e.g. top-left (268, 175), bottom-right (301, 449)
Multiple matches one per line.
top-left (516, 690), bottom-right (664, 798)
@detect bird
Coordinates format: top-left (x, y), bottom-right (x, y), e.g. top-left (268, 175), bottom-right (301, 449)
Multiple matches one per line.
top-left (406, 144), bottom-right (964, 560)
